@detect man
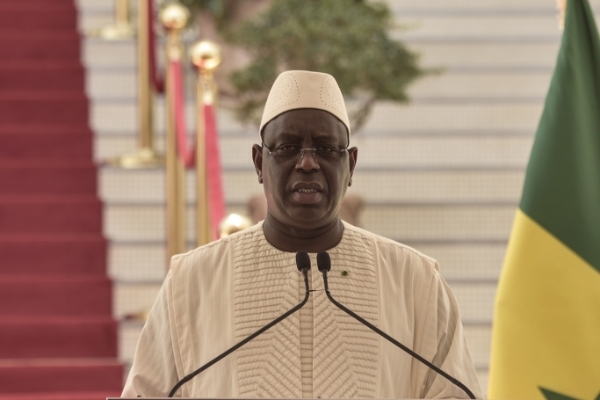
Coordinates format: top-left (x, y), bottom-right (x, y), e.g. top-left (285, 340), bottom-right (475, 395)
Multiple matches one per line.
top-left (122, 70), bottom-right (483, 398)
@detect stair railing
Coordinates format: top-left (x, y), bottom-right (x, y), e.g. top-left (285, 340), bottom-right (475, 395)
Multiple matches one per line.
top-left (190, 41), bottom-right (224, 248)
top-left (93, 1), bottom-right (246, 264)
top-left (89, 0), bottom-right (135, 40)
top-left (109, 0), bottom-right (164, 168)
top-left (160, 4), bottom-right (226, 260)
top-left (161, 3), bottom-right (189, 259)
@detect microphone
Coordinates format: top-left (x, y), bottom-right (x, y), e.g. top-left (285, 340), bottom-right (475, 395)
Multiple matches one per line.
top-left (168, 251), bottom-right (313, 397)
top-left (316, 252), bottom-right (476, 399)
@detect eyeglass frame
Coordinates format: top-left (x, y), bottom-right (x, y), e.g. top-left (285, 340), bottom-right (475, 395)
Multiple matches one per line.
top-left (261, 141), bottom-right (349, 163)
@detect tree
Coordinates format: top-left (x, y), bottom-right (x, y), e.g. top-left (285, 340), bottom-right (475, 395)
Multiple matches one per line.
top-left (177, 0), bottom-right (429, 132)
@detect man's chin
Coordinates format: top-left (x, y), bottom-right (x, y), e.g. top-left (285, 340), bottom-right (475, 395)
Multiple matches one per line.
top-left (287, 210), bottom-right (338, 230)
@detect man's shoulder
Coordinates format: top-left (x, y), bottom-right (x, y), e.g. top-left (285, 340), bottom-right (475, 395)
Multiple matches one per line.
top-left (169, 223), bottom-right (263, 272)
top-left (343, 222), bottom-right (439, 271)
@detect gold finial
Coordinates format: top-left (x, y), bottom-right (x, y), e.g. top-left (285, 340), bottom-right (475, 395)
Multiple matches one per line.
top-left (160, 3), bottom-right (190, 31)
top-left (190, 40), bottom-right (222, 73)
top-left (219, 214), bottom-right (253, 238)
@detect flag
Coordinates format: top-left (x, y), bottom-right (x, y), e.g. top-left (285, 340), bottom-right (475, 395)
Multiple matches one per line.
top-left (488, 0), bottom-right (600, 399)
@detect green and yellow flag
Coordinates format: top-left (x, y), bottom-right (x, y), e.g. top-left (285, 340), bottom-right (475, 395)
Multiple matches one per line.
top-left (488, 0), bottom-right (600, 399)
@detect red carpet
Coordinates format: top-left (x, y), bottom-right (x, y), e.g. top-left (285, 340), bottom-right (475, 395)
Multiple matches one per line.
top-left (0, 0), bottom-right (122, 397)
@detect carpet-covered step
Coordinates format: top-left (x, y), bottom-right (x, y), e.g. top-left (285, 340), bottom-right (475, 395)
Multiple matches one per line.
top-left (117, 320), bottom-right (493, 368)
top-left (0, 161), bottom-right (97, 195)
top-left (0, 195), bottom-right (102, 233)
top-left (113, 281), bottom-right (498, 324)
top-left (0, 6), bottom-right (77, 31)
top-left (0, 275), bottom-right (112, 316)
top-left (0, 125), bottom-right (92, 160)
top-left (107, 241), bottom-right (507, 283)
top-left (90, 99), bottom-right (544, 134)
top-left (0, 31), bottom-right (80, 60)
top-left (0, 61), bottom-right (84, 91)
top-left (0, 233), bottom-right (106, 274)
top-left (102, 203), bottom-right (515, 242)
top-left (397, 15), bottom-right (562, 41)
top-left (0, 92), bottom-right (88, 124)
top-left (98, 167), bottom-right (525, 204)
top-left (0, 0), bottom-right (77, 12)
top-left (0, 316), bottom-right (117, 359)
top-left (0, 358), bottom-right (122, 394)
top-left (95, 133), bottom-right (534, 168)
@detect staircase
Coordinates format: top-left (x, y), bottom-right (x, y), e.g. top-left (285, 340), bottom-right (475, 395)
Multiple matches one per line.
top-left (0, 0), bottom-right (122, 398)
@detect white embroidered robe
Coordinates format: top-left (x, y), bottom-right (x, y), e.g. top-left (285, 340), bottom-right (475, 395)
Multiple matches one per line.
top-left (122, 222), bottom-right (483, 399)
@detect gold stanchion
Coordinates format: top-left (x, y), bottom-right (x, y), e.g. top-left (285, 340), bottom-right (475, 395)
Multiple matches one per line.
top-left (109, 0), bottom-right (163, 169)
top-left (219, 214), bottom-right (253, 238)
top-left (161, 4), bottom-right (190, 260)
top-left (190, 41), bottom-right (222, 247)
top-left (89, 0), bottom-right (135, 39)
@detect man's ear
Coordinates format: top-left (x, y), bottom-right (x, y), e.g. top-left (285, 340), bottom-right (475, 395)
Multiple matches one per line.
top-left (347, 147), bottom-right (358, 185)
top-left (252, 144), bottom-right (264, 184)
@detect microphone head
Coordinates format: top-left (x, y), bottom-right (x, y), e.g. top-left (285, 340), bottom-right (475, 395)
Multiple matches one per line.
top-left (295, 251), bottom-right (311, 272)
top-left (316, 252), bottom-right (331, 272)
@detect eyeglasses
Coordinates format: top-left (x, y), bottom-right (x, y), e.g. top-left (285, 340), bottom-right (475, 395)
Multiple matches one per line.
top-left (262, 142), bottom-right (348, 162)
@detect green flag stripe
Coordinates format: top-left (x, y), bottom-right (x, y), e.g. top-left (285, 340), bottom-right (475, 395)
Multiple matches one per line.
top-left (520, 0), bottom-right (600, 272)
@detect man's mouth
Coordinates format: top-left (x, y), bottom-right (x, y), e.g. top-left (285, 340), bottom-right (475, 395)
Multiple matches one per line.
top-left (292, 183), bottom-right (323, 204)
top-left (297, 188), bottom-right (318, 194)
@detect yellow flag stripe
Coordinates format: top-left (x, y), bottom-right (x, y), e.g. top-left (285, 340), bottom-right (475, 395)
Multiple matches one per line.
top-left (488, 209), bottom-right (600, 400)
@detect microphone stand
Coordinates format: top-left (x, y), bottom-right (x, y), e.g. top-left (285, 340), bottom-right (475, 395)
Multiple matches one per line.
top-left (317, 252), bottom-right (476, 399)
top-left (168, 266), bottom-right (311, 397)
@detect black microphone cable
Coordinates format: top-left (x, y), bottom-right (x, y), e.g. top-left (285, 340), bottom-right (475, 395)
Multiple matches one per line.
top-left (168, 251), bottom-right (313, 397)
top-left (316, 251), bottom-right (476, 399)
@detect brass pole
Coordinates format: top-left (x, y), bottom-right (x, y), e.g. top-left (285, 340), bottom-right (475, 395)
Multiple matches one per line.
top-left (88, 0), bottom-right (135, 40)
top-left (161, 4), bottom-right (190, 261)
top-left (190, 41), bottom-right (222, 247)
top-left (195, 76), bottom-right (211, 246)
top-left (108, 0), bottom-right (163, 168)
top-left (115, 0), bottom-right (131, 26)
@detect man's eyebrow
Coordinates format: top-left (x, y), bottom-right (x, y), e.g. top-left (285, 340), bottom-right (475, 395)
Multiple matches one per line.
top-left (272, 128), bottom-right (341, 143)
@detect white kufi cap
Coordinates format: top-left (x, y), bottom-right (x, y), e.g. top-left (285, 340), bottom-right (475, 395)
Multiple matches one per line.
top-left (259, 70), bottom-right (350, 138)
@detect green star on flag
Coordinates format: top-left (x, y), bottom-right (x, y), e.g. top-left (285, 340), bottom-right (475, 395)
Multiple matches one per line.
top-left (540, 387), bottom-right (600, 400)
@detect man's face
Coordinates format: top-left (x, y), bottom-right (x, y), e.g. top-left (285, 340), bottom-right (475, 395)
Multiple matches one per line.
top-left (252, 109), bottom-right (357, 231)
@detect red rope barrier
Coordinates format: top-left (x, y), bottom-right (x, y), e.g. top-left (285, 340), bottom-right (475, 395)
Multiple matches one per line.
top-left (148, 0), bottom-right (165, 94)
top-left (171, 59), bottom-right (195, 167)
top-left (203, 103), bottom-right (225, 240)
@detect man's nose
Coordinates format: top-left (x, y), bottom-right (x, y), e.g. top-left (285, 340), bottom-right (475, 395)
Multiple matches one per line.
top-left (295, 149), bottom-right (320, 170)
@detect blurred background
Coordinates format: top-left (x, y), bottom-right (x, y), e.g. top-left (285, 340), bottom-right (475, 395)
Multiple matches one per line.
top-left (84, 0), bottom-right (590, 393)
top-left (3, 0), bottom-right (599, 398)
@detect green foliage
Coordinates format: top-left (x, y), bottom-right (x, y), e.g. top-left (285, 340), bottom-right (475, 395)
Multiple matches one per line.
top-left (176, 0), bottom-right (227, 18)
top-left (228, 0), bottom-right (428, 132)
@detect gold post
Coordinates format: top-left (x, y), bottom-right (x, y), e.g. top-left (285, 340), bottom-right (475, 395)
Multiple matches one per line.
top-left (108, 0), bottom-right (163, 168)
top-left (161, 3), bottom-right (190, 260)
top-left (190, 40), bottom-right (222, 246)
top-left (219, 214), bottom-right (253, 238)
top-left (88, 0), bottom-right (135, 39)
